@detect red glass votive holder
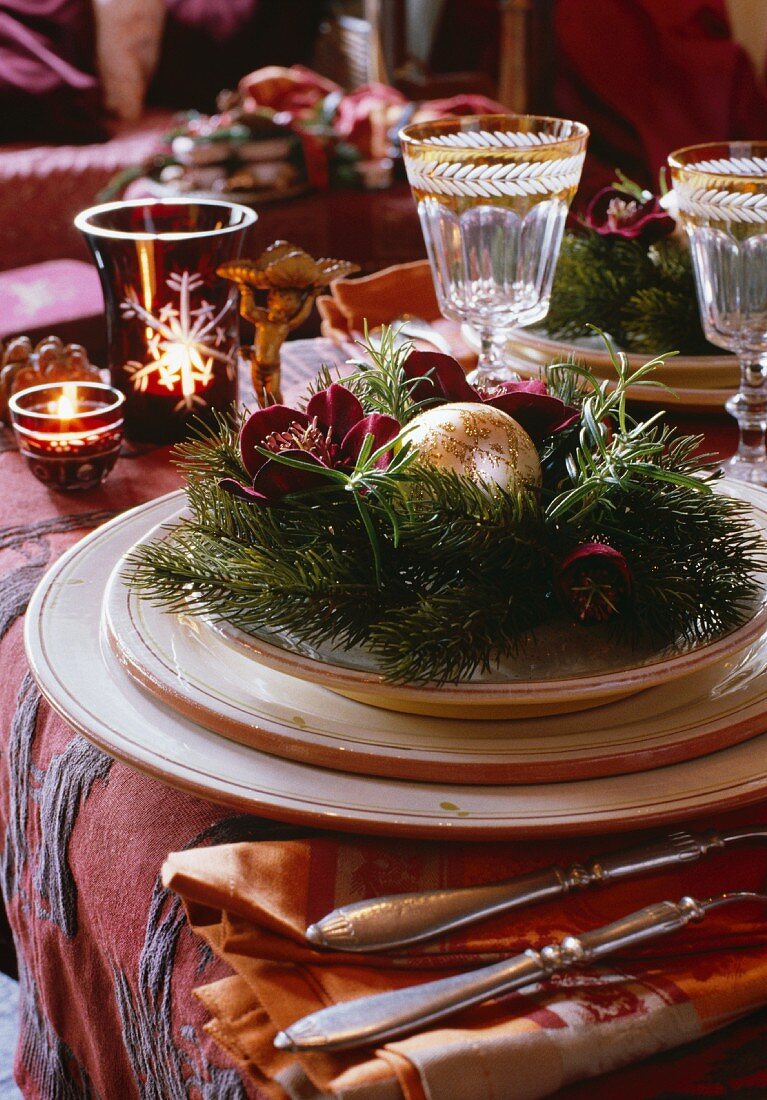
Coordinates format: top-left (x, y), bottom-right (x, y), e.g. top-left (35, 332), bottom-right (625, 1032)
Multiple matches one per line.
top-left (75, 198), bottom-right (255, 445)
top-left (9, 381), bottom-right (125, 491)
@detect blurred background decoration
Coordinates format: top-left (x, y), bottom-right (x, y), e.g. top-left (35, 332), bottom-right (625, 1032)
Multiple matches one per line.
top-left (2, 0), bottom-right (767, 360)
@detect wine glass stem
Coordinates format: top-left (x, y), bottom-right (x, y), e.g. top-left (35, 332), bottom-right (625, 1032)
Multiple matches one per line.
top-left (467, 329), bottom-right (520, 389)
top-left (726, 359), bottom-right (767, 464)
top-left (480, 331), bottom-right (497, 367)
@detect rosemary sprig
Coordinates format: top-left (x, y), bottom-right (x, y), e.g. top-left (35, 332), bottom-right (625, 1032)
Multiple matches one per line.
top-left (341, 324), bottom-right (440, 423)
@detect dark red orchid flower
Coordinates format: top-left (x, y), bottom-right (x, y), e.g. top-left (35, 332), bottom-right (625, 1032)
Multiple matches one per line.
top-left (221, 383), bottom-right (400, 504)
top-left (403, 350), bottom-right (579, 442)
top-left (583, 186), bottom-right (675, 246)
top-left (556, 542), bottom-right (633, 623)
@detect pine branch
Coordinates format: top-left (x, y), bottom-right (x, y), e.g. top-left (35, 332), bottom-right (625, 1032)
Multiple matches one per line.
top-left (591, 480), bottom-right (764, 646)
top-left (542, 232), bottom-right (715, 355)
top-left (369, 580), bottom-right (543, 685)
top-left (622, 285), bottom-right (711, 355)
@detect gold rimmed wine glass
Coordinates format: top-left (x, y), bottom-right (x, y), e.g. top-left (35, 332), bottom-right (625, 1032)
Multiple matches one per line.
top-left (400, 114), bottom-right (588, 388)
top-left (670, 142), bottom-right (767, 485)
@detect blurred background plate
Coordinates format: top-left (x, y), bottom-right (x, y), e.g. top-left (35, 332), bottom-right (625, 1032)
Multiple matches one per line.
top-left (136, 175), bottom-right (312, 207)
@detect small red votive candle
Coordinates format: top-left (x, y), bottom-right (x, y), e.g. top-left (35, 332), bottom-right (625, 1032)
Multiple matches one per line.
top-left (9, 381), bottom-right (125, 491)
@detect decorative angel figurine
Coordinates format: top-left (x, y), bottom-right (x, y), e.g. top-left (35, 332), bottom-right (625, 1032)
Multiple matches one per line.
top-left (218, 241), bottom-right (359, 404)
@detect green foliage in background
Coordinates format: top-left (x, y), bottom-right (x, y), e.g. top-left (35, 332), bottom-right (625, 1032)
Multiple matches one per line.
top-left (542, 233), bottom-right (715, 356)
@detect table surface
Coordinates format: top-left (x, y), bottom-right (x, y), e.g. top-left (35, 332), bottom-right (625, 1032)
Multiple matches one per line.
top-left (1, 339), bottom-right (765, 1100)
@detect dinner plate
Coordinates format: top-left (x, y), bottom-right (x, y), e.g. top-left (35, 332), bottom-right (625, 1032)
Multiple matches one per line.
top-left (503, 329), bottom-right (737, 388)
top-left (103, 498), bottom-right (767, 783)
top-left (167, 480), bottom-right (767, 720)
top-left (24, 492), bottom-right (767, 837)
top-left (211, 596), bottom-right (767, 720)
top-left (462, 326), bottom-right (736, 411)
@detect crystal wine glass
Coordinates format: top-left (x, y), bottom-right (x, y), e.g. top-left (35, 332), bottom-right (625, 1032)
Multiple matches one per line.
top-left (669, 142), bottom-right (767, 485)
top-left (400, 114), bottom-right (588, 388)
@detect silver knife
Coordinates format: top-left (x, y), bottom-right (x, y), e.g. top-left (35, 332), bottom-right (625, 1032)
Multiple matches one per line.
top-left (306, 826), bottom-right (767, 952)
top-left (278, 889), bottom-right (766, 1052)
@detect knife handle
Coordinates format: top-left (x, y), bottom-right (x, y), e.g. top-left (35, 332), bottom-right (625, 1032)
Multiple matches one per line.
top-left (305, 828), bottom-right (725, 953)
top-left (275, 950), bottom-right (543, 1052)
top-left (278, 894), bottom-right (708, 1052)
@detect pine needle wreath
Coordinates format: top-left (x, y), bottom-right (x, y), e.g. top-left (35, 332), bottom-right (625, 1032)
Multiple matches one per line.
top-left (127, 334), bottom-right (765, 684)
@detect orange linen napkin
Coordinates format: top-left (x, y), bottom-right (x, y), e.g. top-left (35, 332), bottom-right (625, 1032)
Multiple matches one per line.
top-left (163, 823), bottom-right (767, 1100)
top-left (317, 260), bottom-right (477, 371)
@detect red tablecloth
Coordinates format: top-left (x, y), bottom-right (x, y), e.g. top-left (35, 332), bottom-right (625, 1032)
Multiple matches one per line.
top-left (1, 340), bottom-right (765, 1099)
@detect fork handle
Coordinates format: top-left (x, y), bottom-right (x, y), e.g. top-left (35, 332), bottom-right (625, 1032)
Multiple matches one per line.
top-left (305, 828), bottom-right (725, 952)
top-left (306, 867), bottom-right (564, 952)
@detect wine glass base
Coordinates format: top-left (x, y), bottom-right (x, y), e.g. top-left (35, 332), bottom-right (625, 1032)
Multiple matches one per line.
top-left (721, 453), bottom-right (767, 486)
top-left (466, 364), bottom-right (521, 389)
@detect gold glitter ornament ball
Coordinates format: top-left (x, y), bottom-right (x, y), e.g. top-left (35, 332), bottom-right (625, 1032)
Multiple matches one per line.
top-left (402, 402), bottom-right (542, 491)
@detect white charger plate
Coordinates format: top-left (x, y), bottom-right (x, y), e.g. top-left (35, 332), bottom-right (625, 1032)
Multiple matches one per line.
top-left (103, 501), bottom-right (767, 784)
top-left (24, 492), bottom-right (767, 838)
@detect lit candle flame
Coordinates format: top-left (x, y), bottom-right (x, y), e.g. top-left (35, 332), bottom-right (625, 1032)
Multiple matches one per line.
top-left (55, 382), bottom-right (78, 420)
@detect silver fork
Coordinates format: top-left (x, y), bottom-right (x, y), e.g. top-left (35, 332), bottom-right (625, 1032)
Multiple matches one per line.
top-left (306, 826), bottom-right (767, 953)
top-left (277, 889), bottom-right (767, 1052)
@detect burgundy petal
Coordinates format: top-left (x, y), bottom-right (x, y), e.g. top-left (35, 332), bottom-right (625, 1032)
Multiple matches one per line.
top-left (340, 413), bottom-right (401, 468)
top-left (560, 541), bottom-right (632, 578)
top-left (486, 392), bottom-right (579, 441)
top-left (403, 349), bottom-right (477, 404)
top-left (251, 449), bottom-right (329, 500)
top-left (491, 379), bottom-right (548, 397)
top-left (218, 477), bottom-right (270, 504)
top-left (306, 383), bottom-right (365, 443)
top-left (584, 186), bottom-right (622, 228)
top-left (239, 404), bottom-right (310, 480)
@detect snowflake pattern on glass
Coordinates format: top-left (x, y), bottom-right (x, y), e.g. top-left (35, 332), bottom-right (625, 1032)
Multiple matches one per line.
top-left (121, 271), bottom-right (235, 412)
